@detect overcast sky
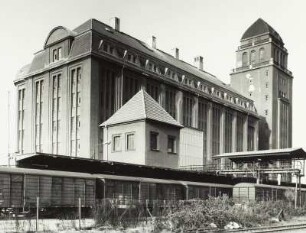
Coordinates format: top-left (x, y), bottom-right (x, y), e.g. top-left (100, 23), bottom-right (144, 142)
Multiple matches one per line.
top-left (0, 0), bottom-right (305, 164)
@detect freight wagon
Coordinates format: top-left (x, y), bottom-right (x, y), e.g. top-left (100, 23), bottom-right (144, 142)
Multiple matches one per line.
top-left (233, 183), bottom-right (306, 204)
top-left (0, 167), bottom-right (96, 217)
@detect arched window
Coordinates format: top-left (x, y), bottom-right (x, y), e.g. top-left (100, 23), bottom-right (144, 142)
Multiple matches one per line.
top-left (242, 52), bottom-right (248, 66)
top-left (259, 48), bottom-right (265, 61)
top-left (250, 50), bottom-right (256, 65)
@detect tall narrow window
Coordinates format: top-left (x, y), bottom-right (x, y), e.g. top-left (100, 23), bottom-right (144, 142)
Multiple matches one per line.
top-left (58, 47), bottom-right (62, 59)
top-left (280, 101), bottom-right (289, 148)
top-left (242, 52), bottom-right (248, 66)
top-left (124, 75), bottom-right (140, 104)
top-left (126, 133), bottom-right (135, 151)
top-left (146, 80), bottom-right (159, 102)
top-left (212, 105), bottom-right (221, 155)
top-left (52, 73), bottom-right (62, 154)
top-left (100, 69), bottom-right (116, 122)
top-left (247, 126), bottom-right (255, 151)
top-left (53, 49), bottom-right (57, 62)
top-left (165, 87), bottom-right (176, 119)
top-left (183, 93), bottom-right (193, 127)
top-left (35, 80), bottom-right (44, 152)
top-left (250, 50), bottom-right (256, 65)
top-left (167, 136), bottom-right (176, 153)
top-left (224, 110), bottom-right (233, 153)
top-left (18, 88), bottom-right (25, 154)
top-left (112, 135), bottom-right (121, 152)
top-left (236, 113), bottom-right (244, 152)
top-left (198, 98), bottom-right (208, 156)
top-left (70, 67), bottom-right (82, 156)
top-left (150, 132), bottom-right (159, 151)
top-left (259, 48), bottom-right (265, 61)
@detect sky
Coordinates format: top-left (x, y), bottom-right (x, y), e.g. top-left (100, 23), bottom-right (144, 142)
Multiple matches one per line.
top-left (0, 0), bottom-right (306, 164)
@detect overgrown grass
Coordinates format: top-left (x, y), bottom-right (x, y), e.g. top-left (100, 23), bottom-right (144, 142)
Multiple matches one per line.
top-left (153, 196), bottom-right (306, 232)
top-left (93, 197), bottom-right (306, 232)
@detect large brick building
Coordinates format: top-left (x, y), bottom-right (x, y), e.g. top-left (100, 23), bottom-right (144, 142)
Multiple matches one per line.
top-left (14, 18), bottom-right (291, 168)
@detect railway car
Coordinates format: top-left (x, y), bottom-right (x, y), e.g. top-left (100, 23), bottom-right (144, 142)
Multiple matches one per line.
top-left (95, 174), bottom-right (233, 205)
top-left (0, 167), bottom-right (96, 216)
top-left (0, 166), bottom-right (234, 217)
top-left (233, 182), bottom-right (306, 205)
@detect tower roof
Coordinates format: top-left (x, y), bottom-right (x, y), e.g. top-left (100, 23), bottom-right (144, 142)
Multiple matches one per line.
top-left (101, 90), bottom-right (183, 128)
top-left (241, 18), bottom-right (283, 43)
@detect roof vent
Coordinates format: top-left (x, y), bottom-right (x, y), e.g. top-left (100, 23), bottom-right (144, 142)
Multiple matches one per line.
top-left (151, 36), bottom-right (157, 49)
top-left (194, 56), bottom-right (204, 70)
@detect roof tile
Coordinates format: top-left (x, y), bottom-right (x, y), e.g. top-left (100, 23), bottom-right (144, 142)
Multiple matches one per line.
top-left (101, 90), bottom-right (183, 127)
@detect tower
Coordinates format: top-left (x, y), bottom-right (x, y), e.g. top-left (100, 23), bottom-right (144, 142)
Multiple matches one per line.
top-left (230, 18), bottom-right (292, 150)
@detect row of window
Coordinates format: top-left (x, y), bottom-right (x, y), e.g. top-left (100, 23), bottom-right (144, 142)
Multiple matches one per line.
top-left (150, 132), bottom-right (177, 154)
top-left (112, 133), bottom-right (135, 152)
top-left (99, 40), bottom-right (255, 113)
top-left (112, 132), bottom-right (177, 154)
top-left (242, 47), bottom-right (265, 66)
top-left (17, 67), bottom-right (82, 155)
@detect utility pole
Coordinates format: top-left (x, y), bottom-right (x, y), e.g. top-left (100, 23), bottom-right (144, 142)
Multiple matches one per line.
top-left (7, 91), bottom-right (10, 167)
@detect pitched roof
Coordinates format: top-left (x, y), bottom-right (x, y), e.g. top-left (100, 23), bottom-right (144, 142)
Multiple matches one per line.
top-left (241, 18), bottom-right (283, 43)
top-left (74, 19), bottom-right (234, 90)
top-left (101, 90), bottom-right (183, 128)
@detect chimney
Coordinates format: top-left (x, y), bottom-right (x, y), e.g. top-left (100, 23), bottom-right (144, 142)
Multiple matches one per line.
top-left (114, 17), bottom-right (120, 31)
top-left (174, 48), bottom-right (179, 59)
top-left (194, 56), bottom-right (204, 70)
top-left (151, 36), bottom-right (157, 49)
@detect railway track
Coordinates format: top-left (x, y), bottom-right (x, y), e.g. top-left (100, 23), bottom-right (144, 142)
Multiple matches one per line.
top-left (187, 222), bottom-right (306, 233)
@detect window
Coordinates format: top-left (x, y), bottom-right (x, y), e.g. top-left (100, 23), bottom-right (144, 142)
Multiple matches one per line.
top-left (265, 82), bottom-right (269, 88)
top-left (167, 136), bottom-right (176, 153)
top-left (113, 135), bottom-right (121, 152)
top-left (18, 88), bottom-right (26, 153)
top-left (52, 74), bottom-right (62, 154)
top-left (259, 48), bottom-right (265, 61)
top-left (183, 93), bottom-right (193, 127)
top-left (58, 47), bottom-right (62, 59)
top-left (53, 49), bottom-right (57, 62)
top-left (224, 110), bottom-right (233, 153)
top-left (35, 80), bottom-right (44, 152)
top-left (236, 113), bottom-right (244, 152)
top-left (265, 110), bottom-right (268, 116)
top-left (250, 50), bottom-right (256, 64)
top-left (150, 132), bottom-right (159, 151)
top-left (265, 95), bottom-right (268, 101)
top-left (52, 47), bottom-right (63, 62)
top-left (212, 105), bottom-right (221, 155)
top-left (242, 52), bottom-right (248, 66)
top-left (126, 133), bottom-right (135, 151)
top-left (70, 67), bottom-right (82, 156)
top-left (247, 126), bottom-right (255, 151)
top-left (165, 87), bottom-right (176, 118)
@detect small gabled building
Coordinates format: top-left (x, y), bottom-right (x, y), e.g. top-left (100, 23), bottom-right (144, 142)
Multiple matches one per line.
top-left (101, 90), bottom-right (183, 168)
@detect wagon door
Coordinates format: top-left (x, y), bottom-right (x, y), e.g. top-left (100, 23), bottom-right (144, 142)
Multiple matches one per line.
top-left (10, 174), bottom-right (23, 208)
